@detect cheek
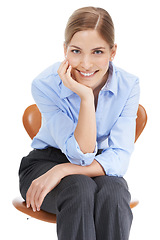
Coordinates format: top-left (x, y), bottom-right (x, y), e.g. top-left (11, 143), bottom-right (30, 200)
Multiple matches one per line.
top-left (67, 55), bottom-right (79, 67)
top-left (96, 56), bottom-right (110, 68)
top-left (98, 60), bottom-right (109, 71)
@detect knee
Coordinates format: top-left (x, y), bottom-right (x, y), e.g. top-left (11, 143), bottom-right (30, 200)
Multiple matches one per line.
top-left (64, 174), bottom-right (97, 200)
top-left (95, 176), bottom-right (131, 206)
top-left (57, 174), bottom-right (97, 211)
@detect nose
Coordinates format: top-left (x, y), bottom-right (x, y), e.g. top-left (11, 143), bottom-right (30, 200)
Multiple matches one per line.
top-left (80, 55), bottom-right (93, 70)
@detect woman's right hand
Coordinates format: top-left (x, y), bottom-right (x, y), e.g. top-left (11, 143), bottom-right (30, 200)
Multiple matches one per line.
top-left (57, 59), bottom-right (94, 101)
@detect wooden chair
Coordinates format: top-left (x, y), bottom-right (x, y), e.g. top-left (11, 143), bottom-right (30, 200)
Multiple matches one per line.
top-left (12, 104), bottom-right (147, 223)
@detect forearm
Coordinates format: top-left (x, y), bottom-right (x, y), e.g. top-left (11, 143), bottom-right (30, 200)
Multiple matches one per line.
top-left (58, 61), bottom-right (97, 154)
top-left (74, 92), bottom-right (97, 154)
top-left (60, 160), bottom-right (105, 178)
top-left (26, 160), bottom-right (105, 212)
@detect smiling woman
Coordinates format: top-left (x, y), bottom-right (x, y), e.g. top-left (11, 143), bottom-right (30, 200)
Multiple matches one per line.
top-left (64, 30), bottom-right (117, 92)
top-left (18, 6), bottom-right (140, 240)
top-left (64, 7), bottom-right (116, 92)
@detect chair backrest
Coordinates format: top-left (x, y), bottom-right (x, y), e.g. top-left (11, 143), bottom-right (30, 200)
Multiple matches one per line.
top-left (23, 104), bottom-right (147, 142)
top-left (23, 104), bottom-right (41, 140)
top-left (135, 104), bottom-right (147, 142)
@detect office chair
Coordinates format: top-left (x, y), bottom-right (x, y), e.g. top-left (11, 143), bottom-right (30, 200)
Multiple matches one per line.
top-left (13, 104), bottom-right (147, 223)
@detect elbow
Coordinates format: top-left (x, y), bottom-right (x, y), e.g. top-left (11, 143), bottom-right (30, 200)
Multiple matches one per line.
top-left (79, 144), bottom-right (96, 154)
top-left (107, 150), bottom-right (130, 177)
top-left (74, 134), bottom-right (96, 154)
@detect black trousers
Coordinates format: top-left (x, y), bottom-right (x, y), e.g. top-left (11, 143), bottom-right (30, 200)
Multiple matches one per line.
top-left (19, 147), bottom-right (133, 240)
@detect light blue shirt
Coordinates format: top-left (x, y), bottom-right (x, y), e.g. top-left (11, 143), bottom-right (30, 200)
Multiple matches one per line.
top-left (31, 62), bottom-right (140, 177)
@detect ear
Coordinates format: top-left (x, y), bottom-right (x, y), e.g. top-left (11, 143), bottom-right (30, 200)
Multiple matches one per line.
top-left (110, 44), bottom-right (117, 61)
top-left (63, 42), bottom-right (68, 58)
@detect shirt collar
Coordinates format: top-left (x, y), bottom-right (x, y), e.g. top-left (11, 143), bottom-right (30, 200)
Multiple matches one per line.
top-left (59, 61), bottom-right (118, 99)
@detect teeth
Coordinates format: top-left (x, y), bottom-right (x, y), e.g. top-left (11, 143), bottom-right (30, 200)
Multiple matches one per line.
top-left (80, 71), bottom-right (95, 77)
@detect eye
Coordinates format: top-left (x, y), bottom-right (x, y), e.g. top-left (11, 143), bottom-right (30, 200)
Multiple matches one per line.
top-left (71, 49), bottom-right (80, 54)
top-left (94, 50), bottom-right (103, 54)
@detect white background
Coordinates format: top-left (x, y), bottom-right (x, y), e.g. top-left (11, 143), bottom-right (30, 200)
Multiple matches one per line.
top-left (1, 0), bottom-right (160, 239)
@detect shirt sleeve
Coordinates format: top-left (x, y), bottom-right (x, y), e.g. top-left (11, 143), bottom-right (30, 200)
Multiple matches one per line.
top-left (31, 82), bottom-right (97, 166)
top-left (95, 78), bottom-right (140, 177)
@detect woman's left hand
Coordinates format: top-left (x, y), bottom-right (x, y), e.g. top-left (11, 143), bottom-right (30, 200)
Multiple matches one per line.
top-left (26, 165), bottom-right (63, 212)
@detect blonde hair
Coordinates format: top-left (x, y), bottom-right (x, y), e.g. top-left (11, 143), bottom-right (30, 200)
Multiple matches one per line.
top-left (65, 7), bottom-right (115, 48)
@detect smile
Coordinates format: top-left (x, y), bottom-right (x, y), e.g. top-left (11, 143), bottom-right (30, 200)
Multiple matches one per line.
top-left (76, 69), bottom-right (98, 77)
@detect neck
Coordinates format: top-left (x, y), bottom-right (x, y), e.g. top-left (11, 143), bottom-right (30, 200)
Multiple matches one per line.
top-left (93, 70), bottom-right (109, 96)
top-left (93, 70), bottom-right (109, 110)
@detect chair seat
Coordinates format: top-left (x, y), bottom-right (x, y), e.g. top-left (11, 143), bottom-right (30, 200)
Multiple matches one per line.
top-left (12, 196), bottom-right (139, 223)
top-left (130, 199), bottom-right (139, 208)
top-left (12, 197), bottom-right (56, 223)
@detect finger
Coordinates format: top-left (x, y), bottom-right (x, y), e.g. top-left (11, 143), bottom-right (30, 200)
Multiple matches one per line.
top-left (61, 62), bottom-right (69, 77)
top-left (58, 60), bottom-right (69, 78)
top-left (62, 61), bottom-right (69, 75)
top-left (26, 185), bottom-right (32, 209)
top-left (37, 188), bottom-right (49, 210)
top-left (34, 185), bottom-right (44, 211)
top-left (66, 65), bottom-right (77, 87)
top-left (66, 65), bottom-right (72, 77)
top-left (29, 190), bottom-right (37, 212)
top-left (30, 197), bottom-right (37, 212)
top-left (58, 59), bottom-right (68, 74)
top-left (26, 182), bottom-right (38, 212)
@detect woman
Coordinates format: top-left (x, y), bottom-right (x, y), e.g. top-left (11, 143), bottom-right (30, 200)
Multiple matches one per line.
top-left (19, 6), bottom-right (140, 240)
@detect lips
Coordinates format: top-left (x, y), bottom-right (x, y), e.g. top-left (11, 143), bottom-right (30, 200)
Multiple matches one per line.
top-left (76, 69), bottom-right (98, 77)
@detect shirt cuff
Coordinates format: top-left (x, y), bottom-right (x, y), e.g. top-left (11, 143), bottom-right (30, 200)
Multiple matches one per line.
top-left (65, 133), bottom-right (98, 166)
top-left (95, 149), bottom-right (129, 177)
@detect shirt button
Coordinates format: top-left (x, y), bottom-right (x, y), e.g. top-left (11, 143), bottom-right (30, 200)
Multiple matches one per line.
top-left (81, 160), bottom-right (85, 165)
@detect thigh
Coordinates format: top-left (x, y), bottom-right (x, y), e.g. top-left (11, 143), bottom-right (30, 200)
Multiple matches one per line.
top-left (41, 174), bottom-right (97, 215)
top-left (19, 147), bottom-right (69, 201)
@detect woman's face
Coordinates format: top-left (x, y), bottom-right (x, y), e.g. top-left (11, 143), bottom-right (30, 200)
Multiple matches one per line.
top-left (64, 30), bottom-right (117, 91)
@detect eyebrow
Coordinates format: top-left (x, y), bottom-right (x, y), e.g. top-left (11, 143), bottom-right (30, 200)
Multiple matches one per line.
top-left (69, 45), bottom-right (106, 50)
